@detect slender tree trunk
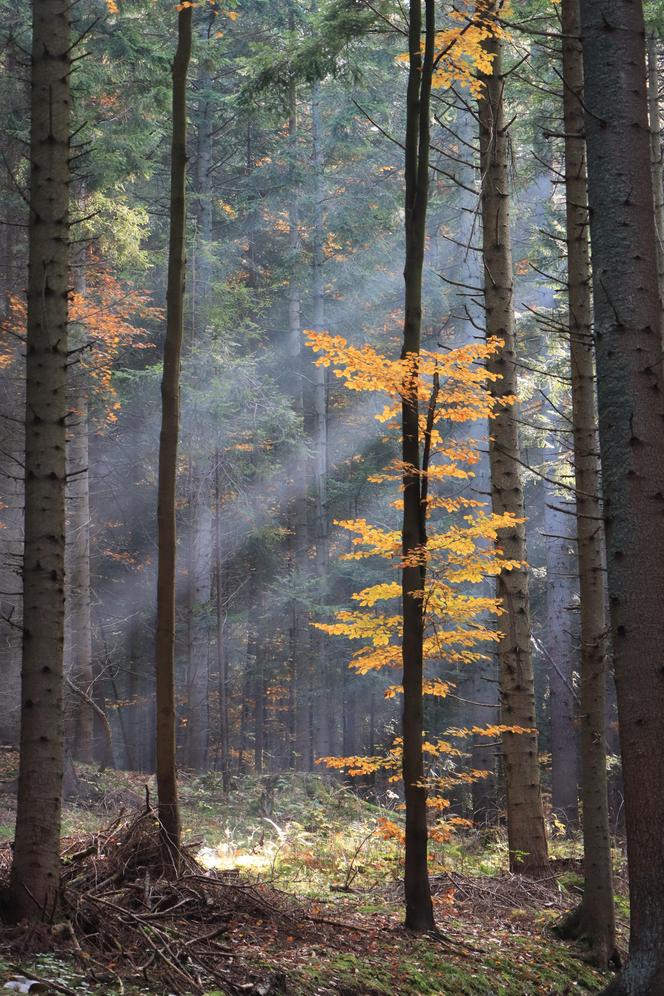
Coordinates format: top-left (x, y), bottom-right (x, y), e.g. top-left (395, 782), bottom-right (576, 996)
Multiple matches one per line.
top-left (65, 381), bottom-right (94, 763)
top-left (183, 10), bottom-right (215, 774)
top-left (478, 30), bottom-right (549, 876)
top-left (214, 454), bottom-right (229, 786)
top-left (309, 79), bottom-right (335, 760)
top-left (543, 491), bottom-right (579, 829)
top-left (580, 0), bottom-right (664, 988)
top-left (193, 8), bottom-right (213, 325)
top-left (184, 468), bottom-right (212, 771)
top-left (286, 53), bottom-right (311, 771)
top-left (155, 5), bottom-right (192, 865)
top-left (401, 0), bottom-right (435, 932)
top-left (10, 0), bottom-right (71, 921)
top-left (554, 0), bottom-right (618, 966)
top-left (647, 29), bottom-right (664, 336)
top-left (64, 259), bottom-right (93, 764)
top-left (253, 579), bottom-right (265, 774)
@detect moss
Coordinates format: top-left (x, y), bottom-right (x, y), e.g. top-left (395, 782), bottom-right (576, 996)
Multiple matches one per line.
top-left (283, 932), bottom-right (604, 996)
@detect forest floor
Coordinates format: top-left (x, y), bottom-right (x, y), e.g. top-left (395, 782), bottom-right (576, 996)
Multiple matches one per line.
top-left (0, 753), bottom-right (627, 995)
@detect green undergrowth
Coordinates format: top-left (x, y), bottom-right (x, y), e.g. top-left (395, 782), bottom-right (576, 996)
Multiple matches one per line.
top-left (0, 760), bottom-right (620, 993)
top-left (0, 930), bottom-right (605, 996)
top-left (284, 934), bottom-right (603, 995)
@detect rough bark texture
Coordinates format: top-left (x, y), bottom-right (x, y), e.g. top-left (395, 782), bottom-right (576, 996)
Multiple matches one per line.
top-left (0, 30), bottom-right (24, 747)
top-left (554, 0), bottom-right (618, 967)
top-left (155, 5), bottom-right (192, 865)
top-left (580, 0), bottom-right (664, 989)
top-left (647, 30), bottom-right (664, 336)
top-left (401, 0), bottom-right (435, 932)
top-left (10, 0), bottom-right (71, 921)
top-left (543, 493), bottom-right (578, 829)
top-left (478, 32), bottom-right (549, 876)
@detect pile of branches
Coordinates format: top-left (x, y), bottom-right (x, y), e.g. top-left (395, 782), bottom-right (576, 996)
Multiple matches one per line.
top-left (0, 810), bottom-right (321, 995)
top-left (431, 869), bottom-right (572, 916)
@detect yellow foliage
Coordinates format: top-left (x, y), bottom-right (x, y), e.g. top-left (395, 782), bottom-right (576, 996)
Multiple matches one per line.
top-left (395, 0), bottom-right (511, 97)
top-left (375, 817), bottom-right (405, 843)
top-left (307, 303), bottom-right (526, 815)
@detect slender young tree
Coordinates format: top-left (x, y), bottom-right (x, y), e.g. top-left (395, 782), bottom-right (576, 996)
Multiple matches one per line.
top-left (554, 0), bottom-right (618, 966)
top-left (401, 0), bottom-right (435, 932)
top-left (580, 0), bottom-right (664, 989)
top-left (155, 4), bottom-right (192, 865)
top-left (478, 28), bottom-right (549, 876)
top-left (10, 0), bottom-right (71, 921)
top-left (285, 41), bottom-right (311, 771)
top-left (542, 488), bottom-right (578, 829)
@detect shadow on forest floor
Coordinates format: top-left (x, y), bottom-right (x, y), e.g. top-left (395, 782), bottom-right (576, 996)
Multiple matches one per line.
top-left (0, 757), bottom-right (627, 995)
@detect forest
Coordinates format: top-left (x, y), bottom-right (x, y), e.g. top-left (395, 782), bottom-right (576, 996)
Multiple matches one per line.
top-left (0, 0), bottom-right (662, 992)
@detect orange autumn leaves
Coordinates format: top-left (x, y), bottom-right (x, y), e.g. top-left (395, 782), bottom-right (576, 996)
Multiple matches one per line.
top-left (396, 0), bottom-right (511, 97)
top-left (1, 260), bottom-right (158, 424)
top-left (306, 330), bottom-right (525, 817)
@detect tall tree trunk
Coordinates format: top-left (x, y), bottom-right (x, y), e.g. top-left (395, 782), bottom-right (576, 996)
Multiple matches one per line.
top-left (64, 260), bottom-right (93, 764)
top-left (401, 0), bottom-right (435, 932)
top-left (10, 0), bottom-right (71, 921)
top-left (554, 0), bottom-right (618, 966)
top-left (155, 4), bottom-right (192, 866)
top-left (286, 50), bottom-right (310, 771)
top-left (478, 30), bottom-right (549, 876)
top-left (647, 29), bottom-right (664, 335)
top-left (310, 79), bottom-right (334, 760)
top-left (193, 8), bottom-right (214, 326)
top-left (253, 578), bottom-right (265, 774)
top-left (0, 27), bottom-right (24, 750)
top-left (183, 9), bottom-right (215, 774)
top-left (580, 0), bottom-right (664, 988)
top-left (543, 490), bottom-right (579, 828)
top-left (214, 454), bottom-right (229, 785)
top-left (184, 467), bottom-right (212, 771)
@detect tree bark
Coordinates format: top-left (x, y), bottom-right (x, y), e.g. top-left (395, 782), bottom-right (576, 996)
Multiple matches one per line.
top-left (10, 0), bottom-right (71, 921)
top-left (310, 78), bottom-right (335, 760)
top-left (401, 0), bottom-right (435, 932)
top-left (553, 0), bottom-right (618, 967)
top-left (543, 491), bottom-right (579, 829)
top-left (478, 29), bottom-right (549, 876)
top-left (647, 29), bottom-right (664, 338)
top-left (155, 4), bottom-right (192, 866)
top-left (580, 0), bottom-right (664, 988)
top-left (286, 52), bottom-right (311, 771)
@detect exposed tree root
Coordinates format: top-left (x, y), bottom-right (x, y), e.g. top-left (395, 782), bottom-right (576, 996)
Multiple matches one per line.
top-left (554, 903), bottom-right (622, 973)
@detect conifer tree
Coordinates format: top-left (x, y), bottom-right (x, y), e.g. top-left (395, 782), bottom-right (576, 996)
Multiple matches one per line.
top-left (10, 0), bottom-right (71, 920)
top-left (478, 22), bottom-right (548, 876)
top-left (580, 0), bottom-right (664, 988)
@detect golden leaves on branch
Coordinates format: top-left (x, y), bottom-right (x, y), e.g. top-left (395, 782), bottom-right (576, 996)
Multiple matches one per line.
top-left (307, 323), bottom-right (526, 818)
top-left (395, 0), bottom-right (512, 97)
